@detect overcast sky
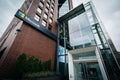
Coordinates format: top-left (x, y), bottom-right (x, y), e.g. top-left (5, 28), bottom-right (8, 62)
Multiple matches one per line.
top-left (0, 0), bottom-right (120, 51)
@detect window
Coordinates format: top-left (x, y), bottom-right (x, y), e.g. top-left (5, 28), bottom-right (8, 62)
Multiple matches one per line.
top-left (46, 2), bottom-right (50, 7)
top-left (49, 18), bottom-right (53, 23)
top-left (51, 8), bottom-right (54, 12)
top-left (45, 8), bottom-right (49, 13)
top-left (37, 7), bottom-right (42, 14)
top-left (48, 0), bottom-right (50, 3)
top-left (44, 13), bottom-right (48, 19)
top-left (52, 0), bottom-right (55, 3)
top-left (39, 2), bottom-right (43, 7)
top-left (34, 14), bottom-right (40, 22)
top-left (42, 20), bottom-right (47, 27)
top-left (51, 3), bottom-right (54, 7)
top-left (50, 12), bottom-right (53, 17)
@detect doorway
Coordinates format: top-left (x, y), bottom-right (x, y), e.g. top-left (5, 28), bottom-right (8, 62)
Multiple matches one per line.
top-left (74, 62), bottom-right (103, 80)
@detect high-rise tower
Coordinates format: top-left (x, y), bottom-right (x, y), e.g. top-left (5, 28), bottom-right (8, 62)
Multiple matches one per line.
top-left (0, 0), bottom-right (58, 77)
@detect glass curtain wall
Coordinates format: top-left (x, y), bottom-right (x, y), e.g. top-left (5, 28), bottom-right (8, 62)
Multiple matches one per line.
top-left (59, 0), bottom-right (69, 17)
top-left (84, 2), bottom-right (120, 80)
top-left (68, 12), bottom-right (95, 49)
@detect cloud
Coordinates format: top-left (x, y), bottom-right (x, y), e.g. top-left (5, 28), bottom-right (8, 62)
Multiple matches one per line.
top-left (104, 10), bottom-right (120, 51)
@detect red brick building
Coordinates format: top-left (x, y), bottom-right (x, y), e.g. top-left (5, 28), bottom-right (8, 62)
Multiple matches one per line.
top-left (0, 0), bottom-right (58, 77)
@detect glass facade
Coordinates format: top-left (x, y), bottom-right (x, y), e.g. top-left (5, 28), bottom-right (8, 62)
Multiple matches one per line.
top-left (59, 0), bottom-right (69, 17)
top-left (68, 12), bottom-right (94, 48)
top-left (57, 1), bottom-right (120, 80)
top-left (73, 62), bottom-right (103, 80)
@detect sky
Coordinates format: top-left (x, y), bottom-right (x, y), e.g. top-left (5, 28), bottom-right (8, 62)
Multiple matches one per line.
top-left (0, 0), bottom-right (120, 51)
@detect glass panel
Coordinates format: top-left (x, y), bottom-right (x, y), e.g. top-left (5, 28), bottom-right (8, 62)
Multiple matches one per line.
top-left (51, 8), bottom-right (54, 12)
top-left (46, 2), bottom-right (50, 7)
top-left (45, 8), bottom-right (49, 13)
top-left (72, 51), bottom-right (96, 60)
top-left (59, 0), bottom-right (69, 17)
top-left (49, 18), bottom-right (52, 23)
top-left (37, 7), bottom-right (42, 14)
top-left (86, 63), bottom-right (103, 80)
top-left (34, 14), bottom-right (40, 22)
top-left (42, 20), bottom-right (47, 27)
top-left (39, 2), bottom-right (43, 7)
top-left (68, 12), bottom-right (94, 47)
top-left (73, 62), bottom-right (103, 80)
top-left (44, 13), bottom-right (48, 19)
top-left (72, 0), bottom-right (83, 8)
top-left (50, 12), bottom-right (53, 17)
top-left (59, 46), bottom-right (65, 55)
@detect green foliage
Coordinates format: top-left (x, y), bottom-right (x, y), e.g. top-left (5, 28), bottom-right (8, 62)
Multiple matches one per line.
top-left (13, 53), bottom-right (52, 78)
top-left (26, 56), bottom-right (42, 72)
top-left (42, 60), bottom-right (51, 71)
top-left (23, 71), bottom-right (53, 78)
top-left (14, 53), bottom-right (27, 77)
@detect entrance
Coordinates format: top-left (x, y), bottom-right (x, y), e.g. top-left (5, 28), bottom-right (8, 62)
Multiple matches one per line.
top-left (74, 62), bottom-right (103, 80)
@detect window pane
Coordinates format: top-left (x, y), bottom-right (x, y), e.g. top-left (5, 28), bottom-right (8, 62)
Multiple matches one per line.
top-left (68, 13), bottom-right (94, 47)
top-left (49, 18), bottom-right (52, 23)
top-left (42, 20), bottom-right (47, 27)
top-left (48, 0), bottom-right (50, 3)
top-left (45, 8), bottom-right (49, 13)
top-left (50, 13), bottom-right (53, 17)
top-left (34, 14), bottom-right (40, 22)
top-left (51, 8), bottom-right (54, 12)
top-left (46, 2), bottom-right (50, 7)
top-left (44, 13), bottom-right (48, 19)
top-left (51, 3), bottom-right (54, 7)
top-left (39, 2), bottom-right (43, 7)
top-left (37, 7), bottom-right (42, 14)
top-left (52, 0), bottom-right (55, 3)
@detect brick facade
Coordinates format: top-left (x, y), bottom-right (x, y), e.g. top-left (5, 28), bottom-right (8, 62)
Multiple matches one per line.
top-left (0, 0), bottom-right (58, 77)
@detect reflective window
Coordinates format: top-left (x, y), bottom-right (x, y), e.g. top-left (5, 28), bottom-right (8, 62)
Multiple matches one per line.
top-left (45, 8), bottom-right (49, 13)
top-left (51, 3), bottom-right (54, 7)
top-left (68, 13), bottom-right (94, 47)
top-left (52, 0), bottom-right (55, 3)
top-left (48, 0), bottom-right (50, 3)
top-left (42, 20), bottom-right (47, 26)
top-left (59, 0), bottom-right (69, 17)
top-left (72, 0), bottom-right (83, 8)
top-left (49, 18), bottom-right (52, 23)
top-left (51, 8), bottom-right (54, 12)
top-left (46, 2), bottom-right (50, 7)
top-left (39, 2), bottom-right (43, 7)
top-left (58, 46), bottom-right (68, 63)
top-left (50, 12), bottom-right (53, 17)
top-left (34, 14), bottom-right (40, 22)
top-left (44, 13), bottom-right (48, 19)
top-left (37, 7), bottom-right (42, 14)
top-left (72, 51), bottom-right (96, 60)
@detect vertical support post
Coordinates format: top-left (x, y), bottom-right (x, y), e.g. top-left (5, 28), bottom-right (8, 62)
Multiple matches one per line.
top-left (56, 22), bottom-right (60, 72)
top-left (63, 22), bottom-right (67, 77)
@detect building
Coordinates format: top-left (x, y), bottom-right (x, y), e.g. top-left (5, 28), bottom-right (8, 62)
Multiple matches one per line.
top-left (0, 0), bottom-right (120, 79)
top-left (0, 0), bottom-right (58, 77)
top-left (57, 0), bottom-right (120, 80)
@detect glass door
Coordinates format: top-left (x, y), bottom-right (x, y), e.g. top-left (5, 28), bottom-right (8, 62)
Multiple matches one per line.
top-left (74, 62), bottom-right (103, 80)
